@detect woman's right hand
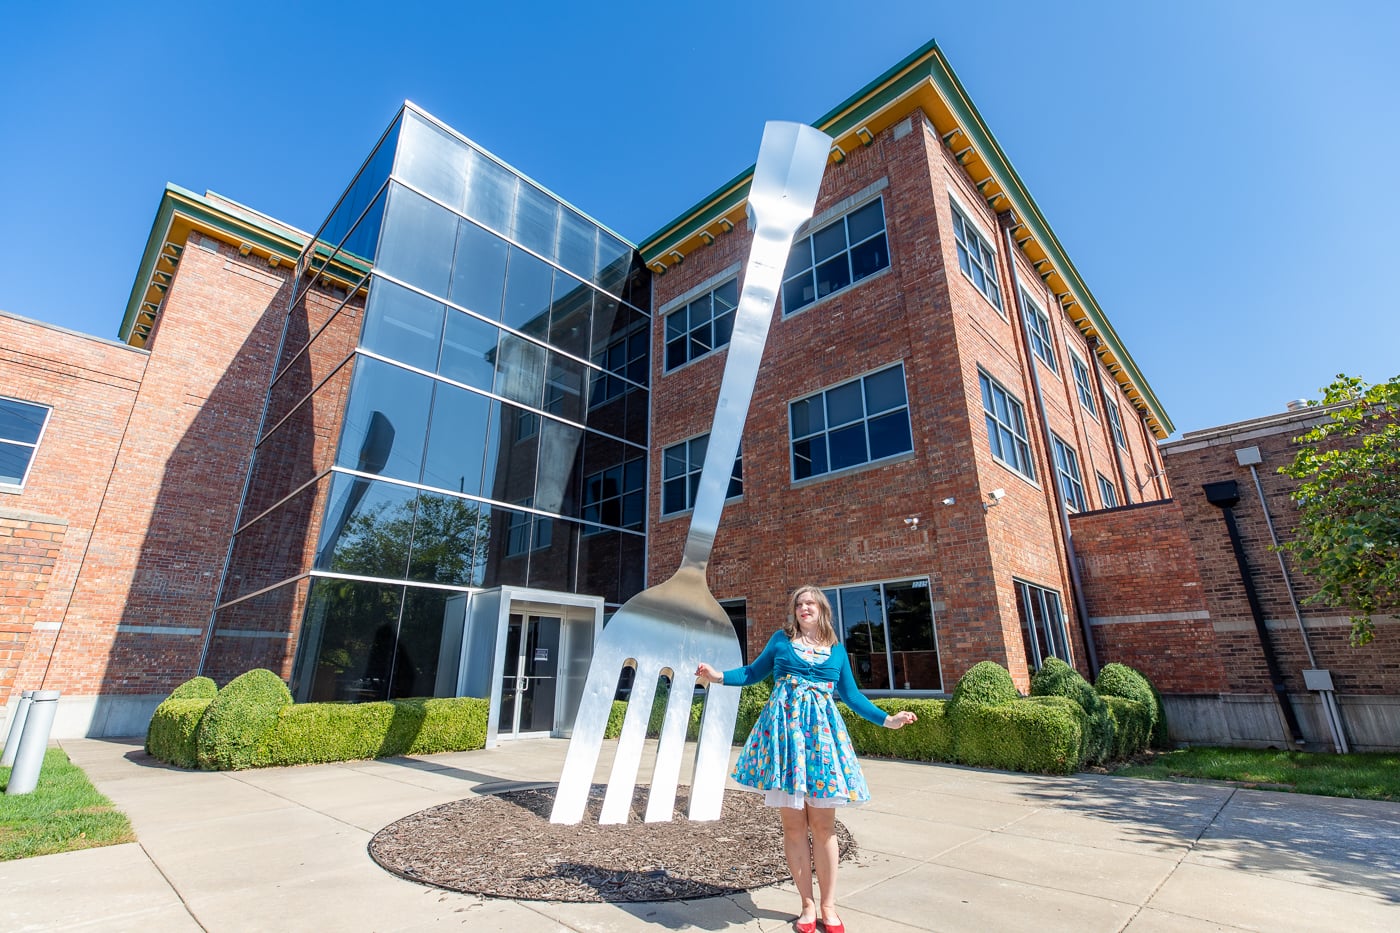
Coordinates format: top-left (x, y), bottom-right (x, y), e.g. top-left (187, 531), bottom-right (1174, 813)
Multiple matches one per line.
top-left (695, 663), bottom-right (722, 685)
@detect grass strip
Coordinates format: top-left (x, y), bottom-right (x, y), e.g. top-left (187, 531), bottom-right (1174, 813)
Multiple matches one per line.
top-left (0, 747), bottom-right (135, 860)
top-left (1113, 746), bottom-right (1400, 801)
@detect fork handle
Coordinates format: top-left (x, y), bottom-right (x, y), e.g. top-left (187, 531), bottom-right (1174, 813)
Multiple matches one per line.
top-left (681, 122), bottom-right (831, 571)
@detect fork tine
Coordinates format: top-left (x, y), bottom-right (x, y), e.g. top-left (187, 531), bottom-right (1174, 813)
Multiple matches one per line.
top-left (600, 663), bottom-right (659, 824)
top-left (689, 682), bottom-right (741, 820)
top-left (643, 669), bottom-right (698, 822)
top-left (550, 648), bottom-right (627, 825)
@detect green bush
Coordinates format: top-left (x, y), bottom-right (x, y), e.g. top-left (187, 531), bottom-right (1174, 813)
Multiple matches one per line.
top-left (733, 678), bottom-right (772, 744)
top-left (1102, 695), bottom-right (1150, 759)
top-left (168, 676), bottom-right (218, 701)
top-left (951, 695), bottom-right (1083, 774)
top-left (948, 661), bottom-right (1019, 711)
top-left (145, 697), bottom-right (213, 767)
top-left (259, 697), bottom-right (489, 766)
top-left (195, 669), bottom-right (293, 770)
top-left (1030, 658), bottom-right (1114, 765)
top-left (843, 699), bottom-right (952, 761)
top-left (1094, 662), bottom-right (1169, 749)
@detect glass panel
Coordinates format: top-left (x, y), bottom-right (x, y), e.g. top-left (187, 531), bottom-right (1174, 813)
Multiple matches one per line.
top-left (596, 233), bottom-right (632, 296)
top-left (528, 520), bottom-right (579, 592)
top-left (376, 184), bottom-right (458, 298)
top-left (483, 402), bottom-right (540, 505)
top-left (494, 333), bottom-right (546, 408)
top-left (476, 505), bottom-right (531, 588)
top-left (406, 491), bottom-right (489, 586)
top-left (338, 188), bottom-right (388, 270)
top-left (421, 381), bottom-right (493, 497)
top-left (789, 397), bottom-right (822, 437)
top-left (512, 182), bottom-right (560, 258)
top-left (548, 273), bottom-right (593, 359)
top-left (501, 247), bottom-right (554, 336)
top-left (784, 238), bottom-right (813, 278)
top-left (846, 199), bottom-right (885, 243)
top-left (0, 444), bottom-right (31, 485)
top-left (463, 147), bottom-right (518, 235)
top-left (393, 587), bottom-right (457, 698)
top-left (314, 473), bottom-right (418, 579)
top-left (863, 366), bottom-right (906, 414)
top-left (360, 279), bottom-right (445, 371)
top-left (206, 580), bottom-right (305, 688)
top-left (812, 223), bottom-right (847, 263)
top-left (294, 577), bottom-right (405, 702)
top-left (867, 411), bottom-right (912, 461)
top-left (825, 381), bottom-right (864, 427)
top-left (884, 580), bottom-right (940, 690)
top-left (449, 220), bottom-right (509, 318)
top-left (839, 585), bottom-right (889, 690)
top-left (814, 256), bottom-right (851, 299)
top-left (792, 437), bottom-right (825, 480)
top-left (850, 235), bottom-right (888, 280)
top-left (544, 352), bottom-right (586, 422)
top-left (556, 208), bottom-right (598, 281)
top-left (439, 308), bottom-right (499, 391)
top-left (536, 418), bottom-right (584, 517)
top-left (783, 274), bottom-right (813, 314)
top-left (577, 528), bottom-right (621, 603)
top-left (827, 423), bottom-right (867, 472)
top-left (222, 476), bottom-right (328, 602)
top-left (336, 356), bottom-right (433, 482)
top-left (0, 399), bottom-right (45, 446)
top-left (395, 111), bottom-right (469, 213)
top-left (315, 115), bottom-right (400, 258)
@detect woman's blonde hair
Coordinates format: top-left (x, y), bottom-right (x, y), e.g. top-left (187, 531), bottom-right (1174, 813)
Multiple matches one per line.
top-left (783, 585), bottom-right (838, 647)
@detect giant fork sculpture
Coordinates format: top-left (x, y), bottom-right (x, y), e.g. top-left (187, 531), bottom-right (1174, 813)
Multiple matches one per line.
top-left (551, 121), bottom-right (831, 825)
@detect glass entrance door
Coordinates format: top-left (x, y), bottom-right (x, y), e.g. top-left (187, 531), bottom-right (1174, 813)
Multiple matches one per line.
top-left (497, 614), bottom-right (561, 738)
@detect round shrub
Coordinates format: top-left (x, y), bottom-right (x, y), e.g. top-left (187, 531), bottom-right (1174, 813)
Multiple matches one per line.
top-left (1095, 662), bottom-right (1169, 749)
top-left (953, 696), bottom-right (1082, 774)
top-left (949, 661), bottom-right (1019, 712)
top-left (1030, 658), bottom-right (1114, 765)
top-left (168, 676), bottom-right (218, 701)
top-left (146, 697), bottom-right (213, 767)
top-left (1101, 695), bottom-right (1150, 759)
top-left (195, 668), bottom-right (293, 770)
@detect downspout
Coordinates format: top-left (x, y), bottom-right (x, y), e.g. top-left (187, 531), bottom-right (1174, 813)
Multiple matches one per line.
top-left (1086, 335), bottom-right (1135, 505)
top-left (1201, 480), bottom-right (1305, 745)
top-left (1002, 221), bottom-right (1099, 675)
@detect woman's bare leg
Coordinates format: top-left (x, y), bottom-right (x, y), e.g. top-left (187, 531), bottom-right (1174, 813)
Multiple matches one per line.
top-left (806, 805), bottom-right (841, 924)
top-left (780, 806), bottom-right (817, 924)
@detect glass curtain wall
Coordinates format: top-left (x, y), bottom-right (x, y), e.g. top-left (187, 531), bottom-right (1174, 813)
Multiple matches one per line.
top-left (207, 106), bottom-right (650, 703)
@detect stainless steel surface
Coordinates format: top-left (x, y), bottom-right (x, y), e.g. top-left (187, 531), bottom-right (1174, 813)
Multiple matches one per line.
top-left (550, 121), bottom-right (831, 825)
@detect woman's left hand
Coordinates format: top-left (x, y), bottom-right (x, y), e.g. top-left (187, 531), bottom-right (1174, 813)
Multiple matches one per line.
top-left (884, 710), bottom-right (918, 729)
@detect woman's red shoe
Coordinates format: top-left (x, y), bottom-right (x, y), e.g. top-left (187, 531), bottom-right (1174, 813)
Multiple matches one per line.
top-left (820, 918), bottom-right (845, 933)
top-left (794, 920), bottom-right (817, 933)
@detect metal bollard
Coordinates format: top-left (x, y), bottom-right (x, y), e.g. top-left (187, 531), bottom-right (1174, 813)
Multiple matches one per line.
top-left (2, 690), bottom-right (36, 767)
top-left (6, 690), bottom-right (60, 795)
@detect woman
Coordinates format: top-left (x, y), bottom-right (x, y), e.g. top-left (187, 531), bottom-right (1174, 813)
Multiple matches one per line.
top-left (697, 585), bottom-right (918, 933)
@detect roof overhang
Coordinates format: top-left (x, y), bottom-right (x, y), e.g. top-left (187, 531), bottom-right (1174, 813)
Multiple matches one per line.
top-left (639, 39), bottom-right (1173, 438)
top-left (119, 184), bottom-right (308, 348)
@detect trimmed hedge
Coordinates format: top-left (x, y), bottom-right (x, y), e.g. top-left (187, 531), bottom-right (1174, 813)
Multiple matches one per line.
top-left (195, 669), bottom-right (292, 770)
top-left (948, 660), bottom-right (1019, 711)
top-left (1102, 695), bottom-right (1150, 760)
top-left (168, 676), bottom-right (218, 700)
top-left (843, 698), bottom-right (952, 761)
top-left (1031, 658), bottom-right (1114, 765)
top-left (260, 697), bottom-right (489, 766)
top-left (951, 695), bottom-right (1083, 774)
top-left (145, 697), bottom-right (213, 768)
top-left (1095, 662), bottom-right (1168, 749)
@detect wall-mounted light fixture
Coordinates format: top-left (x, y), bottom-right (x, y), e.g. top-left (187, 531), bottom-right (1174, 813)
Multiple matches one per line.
top-left (903, 516), bottom-right (920, 530)
top-left (941, 497), bottom-right (955, 506)
top-left (983, 488), bottom-right (1005, 511)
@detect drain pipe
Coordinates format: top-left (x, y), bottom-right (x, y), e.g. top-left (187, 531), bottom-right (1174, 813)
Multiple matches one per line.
top-left (1234, 446), bottom-right (1348, 753)
top-left (1202, 480), bottom-right (1305, 745)
top-left (1003, 222), bottom-right (1099, 675)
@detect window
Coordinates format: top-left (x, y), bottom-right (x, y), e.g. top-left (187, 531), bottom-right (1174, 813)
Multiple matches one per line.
top-left (1069, 351), bottom-right (1097, 418)
top-left (1104, 388), bottom-right (1128, 449)
top-left (720, 599), bottom-right (750, 664)
top-left (1050, 434), bottom-right (1088, 512)
top-left (789, 364), bottom-right (912, 481)
top-left (1097, 472), bottom-right (1119, 508)
top-left (782, 198), bottom-right (889, 314)
top-left (582, 456), bottom-right (645, 532)
top-left (661, 435), bottom-right (741, 515)
top-left (664, 278), bottom-right (737, 371)
top-left (0, 397), bottom-right (50, 489)
top-left (1021, 289), bottom-right (1057, 373)
top-left (978, 370), bottom-right (1035, 479)
top-left (505, 499), bottom-right (552, 556)
top-left (589, 327), bottom-right (648, 406)
top-left (1016, 580), bottom-right (1070, 670)
top-left (950, 201), bottom-right (1002, 310)
top-left (822, 578), bottom-right (941, 691)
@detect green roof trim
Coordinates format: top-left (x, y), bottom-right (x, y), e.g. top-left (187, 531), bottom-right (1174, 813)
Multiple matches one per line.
top-left (638, 39), bottom-right (1172, 435)
top-left (119, 184), bottom-right (307, 343)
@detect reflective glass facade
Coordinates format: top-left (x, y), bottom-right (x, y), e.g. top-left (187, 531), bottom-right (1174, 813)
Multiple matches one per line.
top-left (207, 106), bottom-right (649, 702)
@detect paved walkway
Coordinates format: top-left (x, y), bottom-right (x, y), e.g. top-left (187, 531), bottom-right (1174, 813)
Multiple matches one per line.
top-left (2, 737), bottom-right (1398, 932)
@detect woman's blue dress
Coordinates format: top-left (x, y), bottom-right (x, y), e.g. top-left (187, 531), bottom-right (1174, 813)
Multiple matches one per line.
top-left (721, 631), bottom-right (887, 807)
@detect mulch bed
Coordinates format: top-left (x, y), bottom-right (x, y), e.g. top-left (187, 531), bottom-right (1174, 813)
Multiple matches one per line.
top-left (368, 784), bottom-right (856, 903)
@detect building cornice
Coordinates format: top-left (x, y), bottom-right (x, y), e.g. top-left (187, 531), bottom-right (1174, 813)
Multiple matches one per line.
top-left (638, 39), bottom-right (1174, 437)
top-left (120, 184), bottom-right (307, 348)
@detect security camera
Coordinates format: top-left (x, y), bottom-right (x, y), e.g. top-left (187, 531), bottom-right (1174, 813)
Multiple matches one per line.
top-left (941, 497), bottom-right (956, 506)
top-left (988, 488), bottom-right (1005, 501)
top-left (903, 516), bottom-right (920, 528)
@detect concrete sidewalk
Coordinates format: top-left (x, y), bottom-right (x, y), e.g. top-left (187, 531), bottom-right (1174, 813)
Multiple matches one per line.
top-left (3, 738), bottom-right (1398, 932)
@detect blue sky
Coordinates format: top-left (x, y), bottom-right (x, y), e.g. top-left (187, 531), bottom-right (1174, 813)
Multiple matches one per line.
top-left (1, 1), bottom-right (1395, 437)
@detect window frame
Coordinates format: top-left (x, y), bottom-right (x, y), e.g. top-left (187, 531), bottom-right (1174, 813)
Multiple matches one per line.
top-left (1069, 350), bottom-right (1098, 419)
top-left (0, 395), bottom-right (52, 491)
top-left (1104, 388), bottom-right (1128, 449)
top-left (822, 576), bottom-right (942, 693)
top-left (781, 195), bottom-right (890, 316)
top-left (663, 277), bottom-right (738, 372)
top-left (977, 369), bottom-right (1035, 480)
top-left (1096, 472), bottom-right (1119, 509)
top-left (1050, 433), bottom-right (1088, 512)
top-left (1015, 579), bottom-right (1071, 670)
top-left (660, 435), bottom-right (742, 517)
top-left (950, 199), bottom-right (1003, 311)
top-left (788, 362), bottom-right (914, 483)
top-left (582, 454), bottom-right (646, 534)
top-left (1021, 288), bottom-right (1058, 373)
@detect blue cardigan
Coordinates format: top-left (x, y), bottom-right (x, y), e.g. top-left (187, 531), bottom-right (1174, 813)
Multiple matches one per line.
top-left (721, 631), bottom-right (889, 727)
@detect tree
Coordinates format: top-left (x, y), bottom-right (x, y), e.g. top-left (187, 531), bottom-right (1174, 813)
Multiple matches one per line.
top-left (1279, 374), bottom-right (1400, 646)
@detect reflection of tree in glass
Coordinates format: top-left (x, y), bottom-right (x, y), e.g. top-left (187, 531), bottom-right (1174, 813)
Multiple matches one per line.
top-left (331, 493), bottom-right (490, 586)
